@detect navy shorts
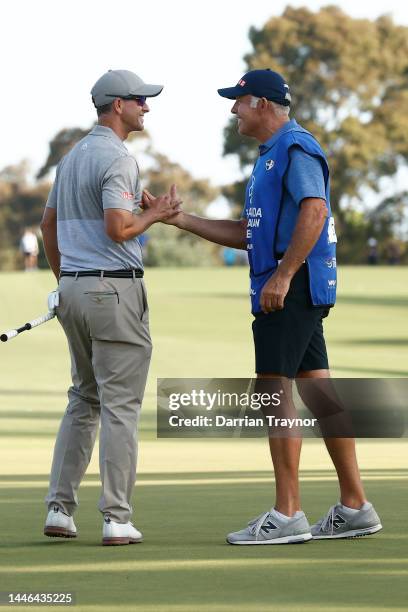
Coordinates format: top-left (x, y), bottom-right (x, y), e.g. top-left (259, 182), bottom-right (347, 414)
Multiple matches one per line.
top-left (252, 265), bottom-right (330, 378)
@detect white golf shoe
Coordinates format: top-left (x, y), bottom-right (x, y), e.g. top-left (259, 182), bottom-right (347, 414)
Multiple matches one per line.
top-left (44, 505), bottom-right (77, 539)
top-left (102, 517), bottom-right (143, 546)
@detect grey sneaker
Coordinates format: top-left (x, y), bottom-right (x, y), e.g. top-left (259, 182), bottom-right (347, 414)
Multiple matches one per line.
top-left (227, 508), bottom-right (312, 545)
top-left (311, 502), bottom-right (382, 539)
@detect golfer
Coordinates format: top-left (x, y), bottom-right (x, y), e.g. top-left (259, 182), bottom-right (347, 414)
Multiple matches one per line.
top-left (40, 69), bottom-right (179, 546)
top-left (155, 69), bottom-right (382, 544)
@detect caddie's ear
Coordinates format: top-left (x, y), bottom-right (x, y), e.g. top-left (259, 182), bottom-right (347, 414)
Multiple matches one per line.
top-left (260, 97), bottom-right (270, 110)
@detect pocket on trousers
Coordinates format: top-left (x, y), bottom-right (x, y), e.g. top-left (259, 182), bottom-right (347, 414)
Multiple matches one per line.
top-left (85, 284), bottom-right (150, 344)
top-left (85, 291), bottom-right (121, 341)
top-left (140, 280), bottom-right (149, 322)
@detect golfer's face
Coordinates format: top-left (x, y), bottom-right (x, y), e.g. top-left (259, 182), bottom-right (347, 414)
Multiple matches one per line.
top-left (231, 95), bottom-right (259, 136)
top-left (122, 98), bottom-right (149, 132)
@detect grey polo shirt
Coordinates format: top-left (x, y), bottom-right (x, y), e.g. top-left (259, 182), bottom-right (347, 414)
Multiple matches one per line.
top-left (46, 125), bottom-right (143, 271)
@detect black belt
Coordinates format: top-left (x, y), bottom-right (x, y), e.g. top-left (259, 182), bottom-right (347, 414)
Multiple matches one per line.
top-left (60, 269), bottom-right (144, 279)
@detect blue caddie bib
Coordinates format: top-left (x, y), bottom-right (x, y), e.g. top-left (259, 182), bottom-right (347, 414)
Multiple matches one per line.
top-left (244, 123), bottom-right (337, 314)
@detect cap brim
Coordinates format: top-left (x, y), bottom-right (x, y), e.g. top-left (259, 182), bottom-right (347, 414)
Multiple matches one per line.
top-left (130, 83), bottom-right (164, 98)
top-left (217, 86), bottom-right (245, 99)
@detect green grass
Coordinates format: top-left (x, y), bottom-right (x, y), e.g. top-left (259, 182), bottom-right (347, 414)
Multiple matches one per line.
top-left (0, 267), bottom-right (407, 611)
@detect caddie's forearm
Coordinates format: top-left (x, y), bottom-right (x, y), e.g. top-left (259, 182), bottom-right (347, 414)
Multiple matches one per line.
top-left (278, 204), bottom-right (327, 279)
top-left (42, 227), bottom-right (60, 280)
top-left (176, 213), bottom-right (247, 249)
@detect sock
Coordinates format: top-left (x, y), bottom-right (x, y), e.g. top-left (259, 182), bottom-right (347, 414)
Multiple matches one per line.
top-left (273, 508), bottom-right (293, 521)
top-left (340, 503), bottom-right (360, 514)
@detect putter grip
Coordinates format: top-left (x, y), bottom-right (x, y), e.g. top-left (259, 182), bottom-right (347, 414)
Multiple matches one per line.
top-left (1, 312), bottom-right (55, 342)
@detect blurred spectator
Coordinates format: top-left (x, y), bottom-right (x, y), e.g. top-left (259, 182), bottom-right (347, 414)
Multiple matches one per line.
top-left (20, 227), bottom-right (39, 271)
top-left (221, 247), bottom-right (248, 266)
top-left (386, 240), bottom-right (401, 265)
top-left (138, 233), bottom-right (150, 257)
top-left (367, 237), bottom-right (378, 265)
top-left (222, 247), bottom-right (237, 266)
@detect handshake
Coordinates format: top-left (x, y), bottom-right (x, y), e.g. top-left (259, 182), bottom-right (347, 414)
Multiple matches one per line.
top-left (141, 184), bottom-right (183, 226)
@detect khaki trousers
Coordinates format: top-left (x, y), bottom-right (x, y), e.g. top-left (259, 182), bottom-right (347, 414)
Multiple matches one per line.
top-left (45, 275), bottom-right (152, 523)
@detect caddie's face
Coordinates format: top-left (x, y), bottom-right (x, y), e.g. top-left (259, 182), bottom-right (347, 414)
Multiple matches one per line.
top-left (121, 98), bottom-right (150, 132)
top-left (231, 95), bottom-right (261, 137)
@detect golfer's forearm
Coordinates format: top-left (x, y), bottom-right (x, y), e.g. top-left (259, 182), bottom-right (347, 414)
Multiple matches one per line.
top-left (106, 209), bottom-right (160, 242)
top-left (278, 200), bottom-right (327, 279)
top-left (42, 228), bottom-right (60, 280)
top-left (176, 213), bottom-right (247, 249)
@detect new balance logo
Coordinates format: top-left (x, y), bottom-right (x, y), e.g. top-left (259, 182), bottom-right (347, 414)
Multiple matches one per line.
top-left (261, 520), bottom-right (277, 533)
top-left (332, 514), bottom-right (346, 529)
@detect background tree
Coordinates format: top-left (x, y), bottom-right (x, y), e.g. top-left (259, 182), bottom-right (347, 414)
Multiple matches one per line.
top-left (141, 145), bottom-right (220, 266)
top-left (36, 128), bottom-right (90, 179)
top-left (0, 162), bottom-right (50, 269)
top-left (0, 127), bottom-right (220, 269)
top-left (222, 5), bottom-right (408, 262)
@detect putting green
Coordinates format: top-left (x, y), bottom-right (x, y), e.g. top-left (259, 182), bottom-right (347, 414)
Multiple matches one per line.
top-left (0, 267), bottom-right (407, 611)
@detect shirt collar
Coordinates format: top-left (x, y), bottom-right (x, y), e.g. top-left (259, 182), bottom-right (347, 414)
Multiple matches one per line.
top-left (259, 119), bottom-right (299, 155)
top-left (89, 125), bottom-right (128, 149)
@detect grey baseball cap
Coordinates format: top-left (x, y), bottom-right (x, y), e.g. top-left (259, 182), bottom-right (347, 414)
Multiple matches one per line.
top-left (91, 69), bottom-right (163, 107)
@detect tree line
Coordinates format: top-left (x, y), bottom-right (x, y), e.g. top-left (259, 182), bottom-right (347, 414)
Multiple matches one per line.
top-left (0, 5), bottom-right (407, 270)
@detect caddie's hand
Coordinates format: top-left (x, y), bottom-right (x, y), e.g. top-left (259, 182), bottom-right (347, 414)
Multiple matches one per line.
top-left (143, 185), bottom-right (183, 225)
top-left (145, 193), bottom-right (179, 221)
top-left (260, 271), bottom-right (292, 313)
top-left (163, 183), bottom-right (183, 224)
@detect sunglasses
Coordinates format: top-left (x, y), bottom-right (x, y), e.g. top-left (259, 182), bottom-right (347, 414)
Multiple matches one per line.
top-left (106, 95), bottom-right (147, 106)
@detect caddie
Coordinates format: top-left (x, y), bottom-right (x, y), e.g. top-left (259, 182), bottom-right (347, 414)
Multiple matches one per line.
top-left (40, 69), bottom-right (179, 546)
top-left (156, 68), bottom-right (382, 544)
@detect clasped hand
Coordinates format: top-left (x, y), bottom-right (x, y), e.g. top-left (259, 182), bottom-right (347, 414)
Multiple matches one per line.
top-left (141, 184), bottom-right (183, 223)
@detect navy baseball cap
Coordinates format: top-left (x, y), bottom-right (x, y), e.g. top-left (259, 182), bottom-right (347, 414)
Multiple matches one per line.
top-left (218, 69), bottom-right (291, 106)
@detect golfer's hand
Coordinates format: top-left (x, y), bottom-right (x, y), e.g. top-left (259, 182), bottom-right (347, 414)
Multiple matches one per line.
top-left (47, 290), bottom-right (59, 313)
top-left (143, 184), bottom-right (183, 225)
top-left (142, 193), bottom-right (178, 222)
top-left (260, 271), bottom-right (292, 313)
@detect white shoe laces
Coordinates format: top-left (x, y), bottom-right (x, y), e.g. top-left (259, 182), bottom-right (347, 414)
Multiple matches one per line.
top-left (247, 511), bottom-right (271, 540)
top-left (319, 505), bottom-right (337, 535)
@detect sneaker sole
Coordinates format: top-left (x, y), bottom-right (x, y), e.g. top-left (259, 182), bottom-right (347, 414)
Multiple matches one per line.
top-left (312, 524), bottom-right (382, 539)
top-left (227, 533), bottom-right (312, 545)
top-left (44, 527), bottom-right (77, 539)
top-left (102, 537), bottom-right (143, 546)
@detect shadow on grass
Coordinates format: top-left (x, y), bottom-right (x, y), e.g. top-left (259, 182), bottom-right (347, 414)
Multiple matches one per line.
top-left (0, 473), bottom-right (406, 609)
top-left (336, 295), bottom-right (408, 308)
top-left (178, 293), bottom-right (408, 309)
top-left (0, 389), bottom-right (67, 397)
top-left (0, 411), bottom-right (158, 437)
top-left (332, 365), bottom-right (408, 376)
top-left (335, 338), bottom-right (408, 346)
top-left (0, 469), bottom-right (406, 484)
top-left (0, 411), bottom-right (67, 420)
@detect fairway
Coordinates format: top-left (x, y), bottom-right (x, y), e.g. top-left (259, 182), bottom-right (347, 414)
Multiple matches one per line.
top-left (0, 267), bottom-right (407, 611)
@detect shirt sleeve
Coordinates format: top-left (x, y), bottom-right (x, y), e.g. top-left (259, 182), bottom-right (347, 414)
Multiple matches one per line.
top-left (102, 155), bottom-right (141, 212)
top-left (45, 179), bottom-right (58, 209)
top-left (284, 146), bottom-right (326, 206)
